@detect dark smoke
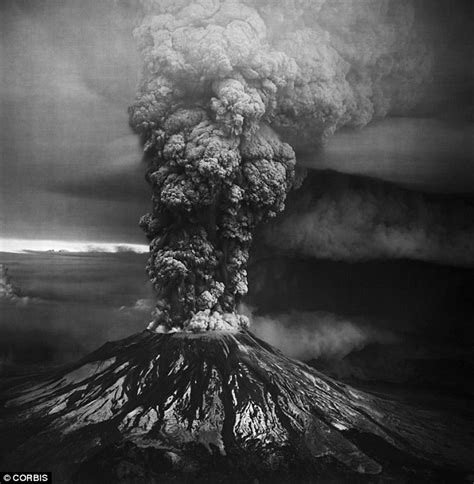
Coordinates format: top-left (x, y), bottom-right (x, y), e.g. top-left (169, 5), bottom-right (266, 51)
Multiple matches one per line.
top-left (129, 0), bottom-right (434, 331)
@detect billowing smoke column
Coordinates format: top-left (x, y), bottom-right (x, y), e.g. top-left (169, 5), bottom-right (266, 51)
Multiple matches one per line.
top-left (129, 0), bottom-right (432, 331)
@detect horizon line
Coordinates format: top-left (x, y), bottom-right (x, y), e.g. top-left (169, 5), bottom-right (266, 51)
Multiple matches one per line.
top-left (0, 238), bottom-right (149, 254)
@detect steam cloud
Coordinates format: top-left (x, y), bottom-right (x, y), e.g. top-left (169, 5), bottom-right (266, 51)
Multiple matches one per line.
top-left (129, 0), bottom-right (433, 331)
top-left (262, 173), bottom-right (474, 266)
top-left (242, 305), bottom-right (397, 361)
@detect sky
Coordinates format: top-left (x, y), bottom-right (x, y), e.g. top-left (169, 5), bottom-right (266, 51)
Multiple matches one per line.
top-left (0, 0), bottom-right (473, 251)
top-left (0, 0), bottom-right (147, 244)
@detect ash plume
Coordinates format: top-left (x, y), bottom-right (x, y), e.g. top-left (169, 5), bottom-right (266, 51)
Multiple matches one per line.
top-left (129, 0), bottom-right (433, 331)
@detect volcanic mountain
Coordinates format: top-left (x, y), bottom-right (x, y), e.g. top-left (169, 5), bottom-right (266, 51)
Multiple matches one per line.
top-left (1, 330), bottom-right (472, 483)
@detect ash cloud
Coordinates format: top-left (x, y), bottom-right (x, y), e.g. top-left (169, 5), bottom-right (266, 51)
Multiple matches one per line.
top-left (129, 0), bottom-right (437, 331)
top-left (261, 172), bottom-right (474, 266)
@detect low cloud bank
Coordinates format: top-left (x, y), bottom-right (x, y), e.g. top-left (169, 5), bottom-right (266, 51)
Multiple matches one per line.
top-left (0, 238), bottom-right (148, 254)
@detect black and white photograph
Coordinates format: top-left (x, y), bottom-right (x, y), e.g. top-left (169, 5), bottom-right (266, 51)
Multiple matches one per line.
top-left (0, 0), bottom-right (473, 482)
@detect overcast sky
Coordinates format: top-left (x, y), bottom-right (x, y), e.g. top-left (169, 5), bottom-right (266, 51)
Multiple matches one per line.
top-left (0, 0), bottom-right (473, 246)
top-left (0, 0), bottom-right (148, 243)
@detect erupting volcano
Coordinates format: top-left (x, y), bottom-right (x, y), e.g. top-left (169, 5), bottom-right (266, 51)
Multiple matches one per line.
top-left (1, 1), bottom-right (473, 482)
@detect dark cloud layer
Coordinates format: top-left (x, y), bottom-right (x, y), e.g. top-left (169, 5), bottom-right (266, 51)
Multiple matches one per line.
top-left (302, 118), bottom-right (474, 193)
top-left (247, 253), bottom-right (474, 341)
top-left (261, 171), bottom-right (474, 266)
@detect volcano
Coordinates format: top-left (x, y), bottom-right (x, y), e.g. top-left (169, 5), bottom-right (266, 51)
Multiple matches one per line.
top-left (0, 330), bottom-right (472, 483)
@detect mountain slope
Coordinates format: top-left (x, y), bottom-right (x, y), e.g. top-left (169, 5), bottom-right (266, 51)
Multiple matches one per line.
top-left (0, 331), bottom-right (472, 482)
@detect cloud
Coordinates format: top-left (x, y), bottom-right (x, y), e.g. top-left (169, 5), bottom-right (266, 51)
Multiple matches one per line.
top-left (119, 298), bottom-right (154, 313)
top-left (46, 135), bottom-right (147, 203)
top-left (0, 238), bottom-right (148, 254)
top-left (125, 0), bottom-right (448, 330)
top-left (242, 305), bottom-right (396, 361)
top-left (300, 117), bottom-right (474, 193)
top-left (261, 171), bottom-right (474, 266)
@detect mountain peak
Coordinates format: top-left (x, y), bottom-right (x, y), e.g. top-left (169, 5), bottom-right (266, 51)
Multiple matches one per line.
top-left (1, 331), bottom-right (472, 482)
